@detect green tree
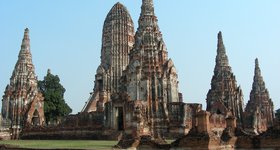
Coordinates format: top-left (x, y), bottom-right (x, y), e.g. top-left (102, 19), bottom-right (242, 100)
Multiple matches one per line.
top-left (276, 109), bottom-right (280, 121)
top-left (38, 69), bottom-right (72, 125)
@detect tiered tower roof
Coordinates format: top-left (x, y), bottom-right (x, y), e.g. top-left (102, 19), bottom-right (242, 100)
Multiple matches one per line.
top-left (206, 32), bottom-right (244, 125)
top-left (101, 2), bottom-right (134, 71)
top-left (2, 28), bottom-right (45, 137)
top-left (245, 58), bottom-right (274, 128)
top-left (252, 58), bottom-right (266, 94)
top-left (82, 2), bottom-right (135, 112)
top-left (215, 31), bottom-right (230, 72)
top-left (10, 28), bottom-right (37, 89)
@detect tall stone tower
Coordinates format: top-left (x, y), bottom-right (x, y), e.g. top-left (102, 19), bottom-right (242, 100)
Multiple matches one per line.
top-left (1, 28), bottom-right (45, 139)
top-left (116, 0), bottom-right (183, 147)
top-left (83, 2), bottom-right (135, 112)
top-left (244, 58), bottom-right (274, 133)
top-left (123, 0), bottom-right (179, 103)
top-left (206, 32), bottom-right (244, 126)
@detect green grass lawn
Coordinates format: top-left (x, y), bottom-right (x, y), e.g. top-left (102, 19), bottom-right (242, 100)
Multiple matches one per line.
top-left (0, 140), bottom-right (118, 149)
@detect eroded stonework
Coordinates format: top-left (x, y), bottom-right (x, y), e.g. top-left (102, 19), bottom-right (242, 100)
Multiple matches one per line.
top-left (80, 1), bottom-right (189, 144)
top-left (115, 0), bottom-right (187, 147)
top-left (206, 32), bottom-right (244, 126)
top-left (3, 2), bottom-right (279, 150)
top-left (83, 2), bottom-right (135, 112)
top-left (243, 58), bottom-right (274, 134)
top-left (1, 28), bottom-right (45, 139)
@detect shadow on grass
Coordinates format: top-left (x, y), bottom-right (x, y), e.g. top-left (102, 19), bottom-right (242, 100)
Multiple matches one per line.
top-left (0, 140), bottom-right (118, 150)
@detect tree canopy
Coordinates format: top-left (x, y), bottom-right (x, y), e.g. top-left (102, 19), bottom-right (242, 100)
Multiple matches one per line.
top-left (276, 108), bottom-right (280, 121)
top-left (38, 69), bottom-right (72, 124)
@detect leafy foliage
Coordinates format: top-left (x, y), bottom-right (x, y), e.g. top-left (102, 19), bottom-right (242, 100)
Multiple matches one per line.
top-left (38, 70), bottom-right (72, 124)
top-left (276, 108), bottom-right (280, 121)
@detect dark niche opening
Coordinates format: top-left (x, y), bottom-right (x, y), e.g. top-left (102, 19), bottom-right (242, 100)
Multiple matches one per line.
top-left (32, 109), bottom-right (40, 126)
top-left (216, 109), bottom-right (222, 115)
top-left (117, 107), bottom-right (124, 131)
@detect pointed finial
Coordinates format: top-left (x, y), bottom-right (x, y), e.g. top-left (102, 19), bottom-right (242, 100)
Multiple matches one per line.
top-left (218, 31), bottom-right (224, 47)
top-left (255, 58), bottom-right (259, 68)
top-left (252, 58), bottom-right (266, 93)
top-left (254, 58), bottom-right (261, 77)
top-left (19, 28), bottom-right (31, 56)
top-left (24, 28), bottom-right (29, 39)
top-left (25, 28), bottom-right (29, 32)
top-left (143, 0), bottom-right (153, 5)
top-left (215, 31), bottom-right (229, 68)
top-left (47, 69), bottom-right (51, 74)
top-left (114, 2), bottom-right (124, 8)
top-left (141, 0), bottom-right (155, 16)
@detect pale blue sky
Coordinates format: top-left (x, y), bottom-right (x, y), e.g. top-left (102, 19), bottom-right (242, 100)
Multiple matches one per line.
top-left (0, 1), bottom-right (279, 113)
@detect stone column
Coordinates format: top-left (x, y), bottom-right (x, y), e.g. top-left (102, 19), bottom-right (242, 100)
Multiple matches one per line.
top-left (197, 111), bottom-right (210, 133)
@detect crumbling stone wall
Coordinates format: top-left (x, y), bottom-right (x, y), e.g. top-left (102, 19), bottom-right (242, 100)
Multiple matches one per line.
top-left (61, 112), bottom-right (104, 128)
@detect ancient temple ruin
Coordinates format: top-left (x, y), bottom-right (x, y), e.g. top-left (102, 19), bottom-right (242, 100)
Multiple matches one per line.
top-left (243, 58), bottom-right (274, 134)
top-left (1, 1), bottom-right (279, 149)
top-left (170, 33), bottom-right (278, 150)
top-left (1, 28), bottom-right (45, 139)
top-left (82, 3), bottom-right (135, 113)
top-left (206, 32), bottom-right (244, 126)
top-left (80, 1), bottom-right (192, 141)
top-left (114, 0), bottom-right (191, 147)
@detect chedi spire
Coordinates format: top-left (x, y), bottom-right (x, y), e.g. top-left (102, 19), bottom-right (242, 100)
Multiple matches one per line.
top-left (244, 58), bottom-right (274, 133)
top-left (82, 2), bottom-right (135, 112)
top-left (206, 31), bottom-right (244, 127)
top-left (141, 0), bottom-right (155, 16)
top-left (21, 28), bottom-right (30, 51)
top-left (136, 0), bottom-right (159, 38)
top-left (18, 28), bottom-right (32, 66)
top-left (116, 0), bottom-right (183, 148)
top-left (252, 58), bottom-right (265, 92)
top-left (12, 28), bottom-right (35, 88)
top-left (1, 28), bottom-right (45, 139)
top-left (215, 31), bottom-right (230, 72)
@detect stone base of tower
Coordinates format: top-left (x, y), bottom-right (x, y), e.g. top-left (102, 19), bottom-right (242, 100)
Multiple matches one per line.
top-left (235, 124), bottom-right (280, 149)
top-left (11, 128), bottom-right (21, 140)
top-left (171, 131), bottom-right (223, 150)
top-left (0, 130), bottom-right (11, 140)
top-left (171, 111), bottom-right (238, 149)
top-left (171, 128), bottom-right (238, 150)
top-left (115, 133), bottom-right (169, 150)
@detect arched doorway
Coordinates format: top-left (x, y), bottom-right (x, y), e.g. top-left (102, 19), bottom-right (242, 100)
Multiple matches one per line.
top-left (32, 109), bottom-right (40, 126)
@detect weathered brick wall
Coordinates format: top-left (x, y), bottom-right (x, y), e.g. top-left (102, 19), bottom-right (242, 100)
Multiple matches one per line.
top-left (20, 111), bottom-right (110, 140)
top-left (60, 112), bottom-right (104, 128)
top-left (21, 128), bottom-right (121, 140)
top-left (0, 129), bottom-right (11, 140)
top-left (209, 113), bottom-right (226, 129)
